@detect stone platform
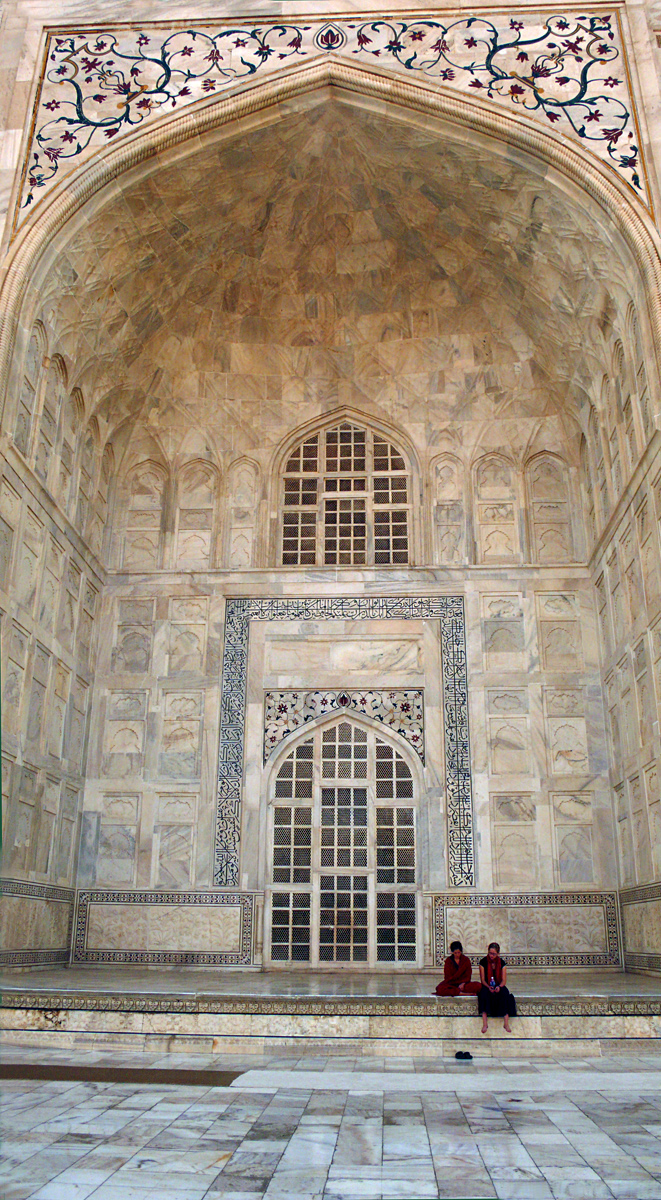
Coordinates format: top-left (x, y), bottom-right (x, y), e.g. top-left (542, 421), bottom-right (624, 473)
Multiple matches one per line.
top-left (2, 967), bottom-right (661, 1058)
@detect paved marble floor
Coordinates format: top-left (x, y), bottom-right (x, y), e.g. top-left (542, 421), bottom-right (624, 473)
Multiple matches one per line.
top-left (4, 1047), bottom-right (661, 1199)
top-left (4, 967), bottom-right (661, 999)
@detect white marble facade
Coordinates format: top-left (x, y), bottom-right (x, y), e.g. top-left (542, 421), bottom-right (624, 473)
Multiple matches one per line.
top-left (3, 0), bottom-right (661, 970)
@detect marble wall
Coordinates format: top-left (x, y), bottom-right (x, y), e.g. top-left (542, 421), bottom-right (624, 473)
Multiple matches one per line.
top-left (3, 11), bottom-right (661, 968)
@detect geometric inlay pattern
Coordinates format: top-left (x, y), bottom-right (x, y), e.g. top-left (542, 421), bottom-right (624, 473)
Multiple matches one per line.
top-left (217, 596), bottom-right (473, 889)
top-left (433, 890), bottom-right (621, 968)
top-left (264, 688), bottom-right (424, 762)
top-left (17, 10), bottom-right (648, 234)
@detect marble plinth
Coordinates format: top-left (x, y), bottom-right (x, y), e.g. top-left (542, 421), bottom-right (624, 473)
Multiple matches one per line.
top-left (3, 967), bottom-right (661, 1058)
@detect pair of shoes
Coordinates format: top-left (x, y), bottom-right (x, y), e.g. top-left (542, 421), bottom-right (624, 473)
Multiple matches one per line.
top-left (454, 1050), bottom-right (473, 1060)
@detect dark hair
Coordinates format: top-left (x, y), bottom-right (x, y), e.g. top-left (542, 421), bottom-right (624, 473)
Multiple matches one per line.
top-left (488, 941), bottom-right (500, 953)
top-left (450, 940), bottom-right (463, 953)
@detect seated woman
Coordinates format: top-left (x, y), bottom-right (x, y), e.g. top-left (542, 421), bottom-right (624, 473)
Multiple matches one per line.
top-left (435, 940), bottom-right (481, 996)
top-left (478, 941), bottom-right (516, 1033)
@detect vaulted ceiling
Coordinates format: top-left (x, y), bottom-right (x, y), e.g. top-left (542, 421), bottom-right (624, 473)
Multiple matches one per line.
top-left (33, 92), bottom-right (642, 468)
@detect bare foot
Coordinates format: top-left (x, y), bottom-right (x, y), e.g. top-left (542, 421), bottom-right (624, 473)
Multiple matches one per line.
top-left (504, 1019), bottom-right (512, 1033)
top-left (481, 1021), bottom-right (488, 1034)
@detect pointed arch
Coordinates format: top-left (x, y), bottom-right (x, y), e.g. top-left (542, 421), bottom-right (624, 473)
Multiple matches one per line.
top-left (227, 456), bottom-right (261, 569)
top-left (265, 709), bottom-right (422, 967)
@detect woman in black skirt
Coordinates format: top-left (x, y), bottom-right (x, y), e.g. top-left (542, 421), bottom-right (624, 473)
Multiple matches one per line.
top-left (478, 941), bottom-right (516, 1033)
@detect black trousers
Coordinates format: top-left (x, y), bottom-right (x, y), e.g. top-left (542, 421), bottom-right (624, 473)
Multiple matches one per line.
top-left (478, 985), bottom-right (517, 1018)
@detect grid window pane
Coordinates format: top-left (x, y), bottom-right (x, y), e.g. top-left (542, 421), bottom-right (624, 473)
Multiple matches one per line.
top-left (377, 892), bottom-right (416, 962)
top-left (274, 738), bottom-right (314, 798)
top-left (373, 438), bottom-right (406, 473)
top-left (282, 511), bottom-right (316, 565)
top-left (325, 424), bottom-right (366, 474)
top-left (285, 436), bottom-right (318, 474)
top-left (376, 807), bottom-right (416, 884)
top-left (375, 740), bottom-right (413, 799)
top-left (374, 509), bottom-right (409, 565)
top-left (319, 875), bottom-right (368, 962)
top-left (271, 892), bottom-right (311, 961)
top-left (272, 806), bottom-right (312, 883)
top-left (324, 497), bottom-right (366, 565)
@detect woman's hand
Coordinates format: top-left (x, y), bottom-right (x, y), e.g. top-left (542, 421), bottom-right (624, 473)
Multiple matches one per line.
top-left (494, 986), bottom-right (500, 993)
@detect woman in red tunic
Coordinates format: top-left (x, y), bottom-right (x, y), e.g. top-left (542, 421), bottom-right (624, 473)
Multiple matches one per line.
top-left (434, 940), bottom-right (481, 996)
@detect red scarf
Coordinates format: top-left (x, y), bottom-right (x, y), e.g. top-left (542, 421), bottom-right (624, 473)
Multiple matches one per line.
top-left (486, 955), bottom-right (503, 986)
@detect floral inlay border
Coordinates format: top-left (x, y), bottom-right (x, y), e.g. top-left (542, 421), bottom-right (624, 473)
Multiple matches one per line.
top-left (263, 688), bottom-right (424, 763)
top-left (217, 597), bottom-right (472, 890)
top-left (17, 9), bottom-right (648, 230)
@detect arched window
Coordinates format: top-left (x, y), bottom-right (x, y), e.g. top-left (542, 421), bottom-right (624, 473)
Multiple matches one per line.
top-left (268, 719), bottom-right (418, 967)
top-left (14, 325), bottom-right (45, 456)
top-left (281, 422), bottom-right (411, 567)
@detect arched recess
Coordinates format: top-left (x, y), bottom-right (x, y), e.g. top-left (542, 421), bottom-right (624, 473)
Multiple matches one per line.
top-left (34, 353), bottom-right (67, 488)
top-left (2, 59), bottom-right (661, 461)
top-left (430, 453), bottom-right (467, 566)
top-left (226, 457), bottom-right (260, 569)
top-left (119, 459), bottom-right (169, 571)
top-left (262, 709), bottom-right (425, 969)
top-left (473, 453), bottom-right (520, 565)
top-left (12, 321), bottom-right (46, 458)
top-left (269, 408), bottom-right (422, 569)
top-left (174, 458), bottom-right (220, 570)
top-left (524, 453), bottom-right (574, 565)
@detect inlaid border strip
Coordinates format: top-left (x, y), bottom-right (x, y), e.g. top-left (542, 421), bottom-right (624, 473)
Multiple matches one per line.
top-left (1, 992), bottom-right (656, 1018)
top-left (433, 890), bottom-right (621, 967)
top-left (216, 596), bottom-right (473, 888)
top-left (73, 889), bottom-right (254, 965)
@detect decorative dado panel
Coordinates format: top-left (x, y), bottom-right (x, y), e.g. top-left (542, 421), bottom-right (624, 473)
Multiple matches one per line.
top-left (217, 596), bottom-right (473, 889)
top-left (17, 9), bottom-right (648, 234)
top-left (619, 881), bottom-right (661, 972)
top-left (73, 890), bottom-right (254, 965)
top-left (0, 879), bottom-right (75, 967)
top-left (264, 688), bottom-right (424, 762)
top-left (433, 891), bottom-right (621, 967)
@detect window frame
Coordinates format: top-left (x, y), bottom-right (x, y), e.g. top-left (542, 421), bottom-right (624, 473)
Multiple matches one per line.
top-left (264, 715), bottom-right (422, 970)
top-left (278, 420), bottom-right (415, 569)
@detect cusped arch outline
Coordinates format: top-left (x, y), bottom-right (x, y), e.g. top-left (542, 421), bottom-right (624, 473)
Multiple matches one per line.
top-left (2, 58), bottom-right (661, 420)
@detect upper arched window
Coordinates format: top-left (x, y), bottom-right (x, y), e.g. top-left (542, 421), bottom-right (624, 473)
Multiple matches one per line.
top-left (281, 422), bottom-right (410, 567)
